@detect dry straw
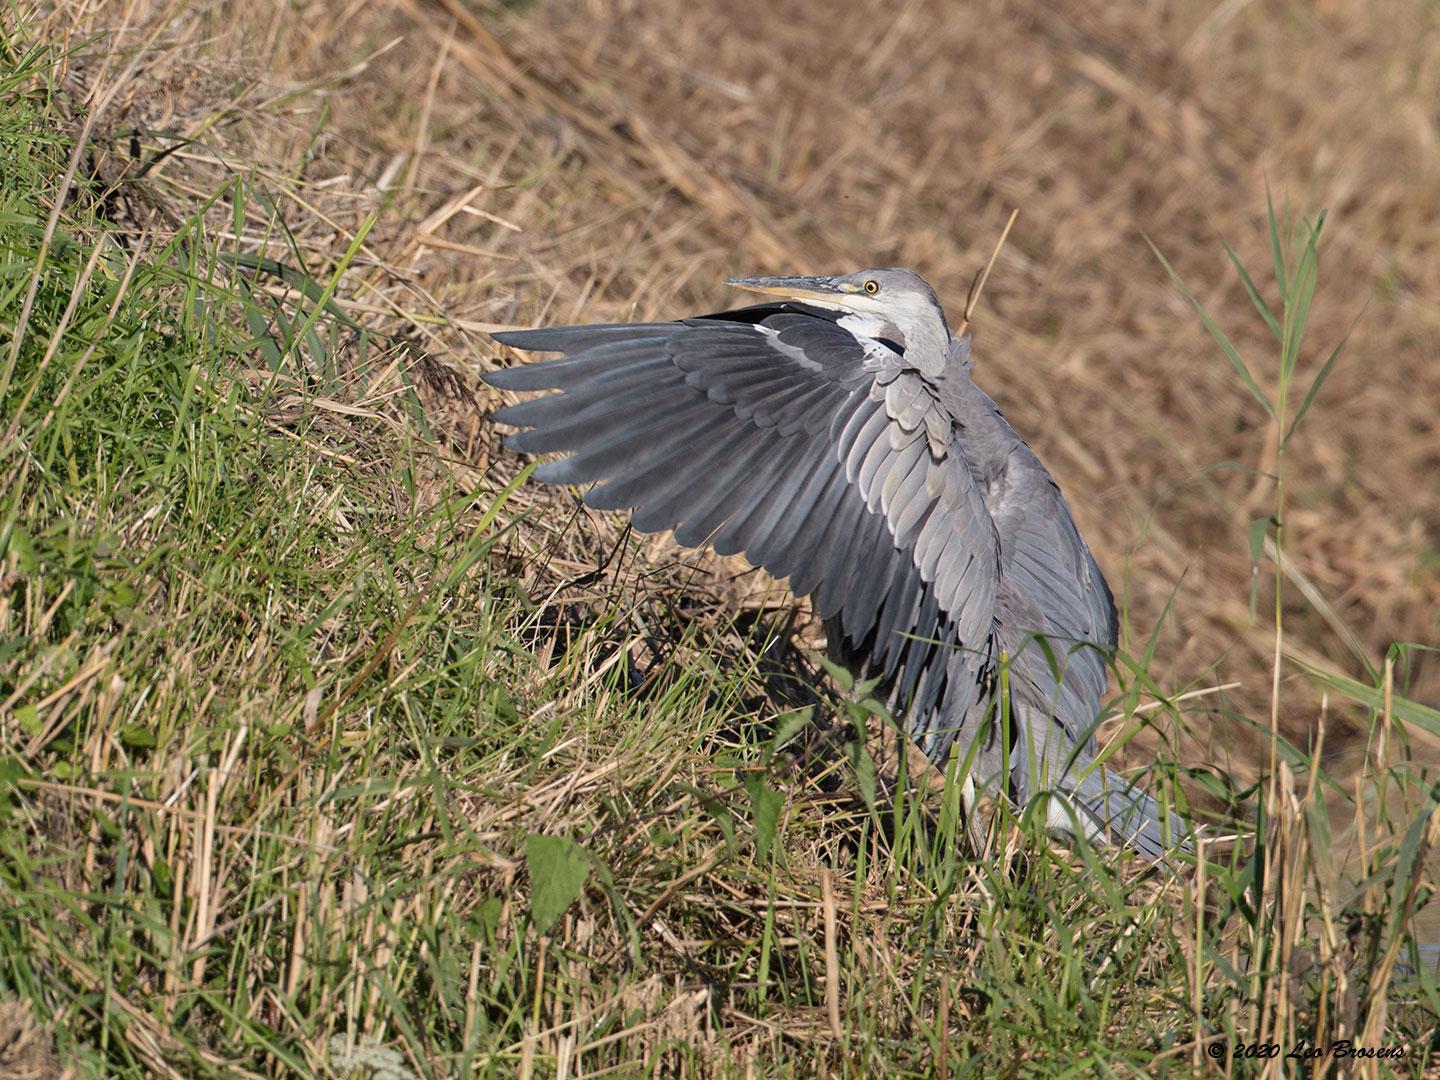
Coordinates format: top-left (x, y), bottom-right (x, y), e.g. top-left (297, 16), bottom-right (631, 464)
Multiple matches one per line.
top-left (5, 0), bottom-right (1439, 1074)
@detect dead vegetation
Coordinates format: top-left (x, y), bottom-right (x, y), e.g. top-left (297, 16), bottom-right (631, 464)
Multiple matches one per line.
top-left (62, 0), bottom-right (1440, 774)
top-left (3, 0), bottom-right (1439, 1075)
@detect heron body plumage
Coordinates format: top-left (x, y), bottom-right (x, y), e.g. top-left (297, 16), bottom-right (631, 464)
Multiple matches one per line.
top-left (484, 268), bottom-right (1186, 860)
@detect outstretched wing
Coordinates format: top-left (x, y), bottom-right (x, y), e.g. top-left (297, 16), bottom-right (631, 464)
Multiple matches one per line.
top-left (990, 450), bottom-right (1117, 736)
top-left (484, 303), bottom-right (1001, 754)
top-left (936, 367), bottom-right (1118, 800)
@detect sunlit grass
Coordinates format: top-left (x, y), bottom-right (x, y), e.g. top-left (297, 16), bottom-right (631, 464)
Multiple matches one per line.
top-left (1149, 196), bottom-right (1440, 1076)
top-left (0, 20), bottom-right (1435, 1080)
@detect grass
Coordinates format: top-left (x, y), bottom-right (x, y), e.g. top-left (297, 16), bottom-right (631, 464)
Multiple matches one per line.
top-left (1, 10), bottom-right (1438, 1080)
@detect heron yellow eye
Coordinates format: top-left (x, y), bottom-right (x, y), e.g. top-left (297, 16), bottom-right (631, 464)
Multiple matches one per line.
top-left (863, 279), bottom-right (879, 294)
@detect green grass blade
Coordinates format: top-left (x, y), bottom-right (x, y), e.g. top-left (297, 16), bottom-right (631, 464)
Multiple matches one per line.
top-left (1288, 654), bottom-right (1440, 739)
top-left (1266, 181), bottom-right (1289, 302)
top-left (1145, 234), bottom-right (1275, 419)
top-left (1285, 299), bottom-right (1365, 446)
top-left (1222, 239), bottom-right (1281, 340)
top-left (1280, 210), bottom-right (1327, 380)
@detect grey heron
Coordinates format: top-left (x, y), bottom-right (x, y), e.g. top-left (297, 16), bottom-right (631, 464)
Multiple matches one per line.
top-left (483, 268), bottom-right (1187, 860)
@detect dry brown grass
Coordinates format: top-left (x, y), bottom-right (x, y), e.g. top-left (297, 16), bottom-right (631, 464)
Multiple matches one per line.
top-left (9, 0), bottom-right (1440, 1073)
top-left (63, 0), bottom-right (1437, 783)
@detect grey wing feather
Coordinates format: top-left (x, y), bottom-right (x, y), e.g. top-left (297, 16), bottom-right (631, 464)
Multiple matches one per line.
top-left (485, 314), bottom-right (1000, 754)
top-left (939, 367), bottom-right (1193, 859)
top-left (1068, 766), bottom-right (1188, 862)
top-left (992, 460), bottom-right (1117, 744)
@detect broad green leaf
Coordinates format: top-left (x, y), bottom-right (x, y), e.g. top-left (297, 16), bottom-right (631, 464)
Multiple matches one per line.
top-left (0, 754), bottom-right (35, 789)
top-left (849, 740), bottom-right (878, 812)
top-left (231, 174), bottom-right (247, 240)
top-left (768, 707), bottom-right (812, 759)
top-left (854, 672), bottom-right (885, 699)
top-left (524, 833), bottom-right (590, 935)
top-left (1304, 793), bottom-right (1333, 879)
top-left (743, 774), bottom-right (783, 862)
top-left (815, 653), bottom-right (854, 693)
top-left (13, 703), bottom-right (41, 736)
top-left (471, 896), bottom-right (504, 943)
top-left (2, 523), bottom-right (37, 570)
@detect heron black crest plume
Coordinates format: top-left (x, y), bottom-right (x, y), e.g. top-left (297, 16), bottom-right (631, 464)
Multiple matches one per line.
top-left (483, 268), bottom-right (1188, 861)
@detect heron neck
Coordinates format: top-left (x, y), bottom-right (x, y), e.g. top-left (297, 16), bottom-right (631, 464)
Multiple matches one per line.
top-left (900, 316), bottom-right (951, 380)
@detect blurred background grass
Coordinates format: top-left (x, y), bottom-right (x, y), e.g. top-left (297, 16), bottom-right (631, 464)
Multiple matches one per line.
top-left (133, 0), bottom-right (1440, 776)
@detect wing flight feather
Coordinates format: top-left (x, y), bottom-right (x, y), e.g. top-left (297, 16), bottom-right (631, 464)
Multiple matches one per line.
top-left (486, 305), bottom-right (1001, 755)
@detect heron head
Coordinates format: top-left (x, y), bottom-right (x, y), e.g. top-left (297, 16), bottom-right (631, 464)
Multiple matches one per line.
top-left (726, 268), bottom-right (950, 360)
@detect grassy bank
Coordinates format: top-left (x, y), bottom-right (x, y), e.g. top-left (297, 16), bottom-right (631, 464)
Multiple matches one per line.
top-left (1, 9), bottom-right (1438, 1079)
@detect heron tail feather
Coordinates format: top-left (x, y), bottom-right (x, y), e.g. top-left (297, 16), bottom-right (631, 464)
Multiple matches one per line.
top-left (1060, 767), bottom-right (1190, 864)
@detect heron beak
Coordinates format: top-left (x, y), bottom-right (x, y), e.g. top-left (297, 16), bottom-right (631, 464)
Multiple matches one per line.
top-left (725, 275), bottom-right (853, 302)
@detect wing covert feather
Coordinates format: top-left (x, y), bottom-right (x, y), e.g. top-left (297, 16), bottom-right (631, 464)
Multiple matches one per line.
top-left (486, 311), bottom-right (1001, 754)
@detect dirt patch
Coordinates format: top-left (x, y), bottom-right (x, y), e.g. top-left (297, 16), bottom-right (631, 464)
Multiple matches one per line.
top-left (0, 1000), bottom-right (69, 1080)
